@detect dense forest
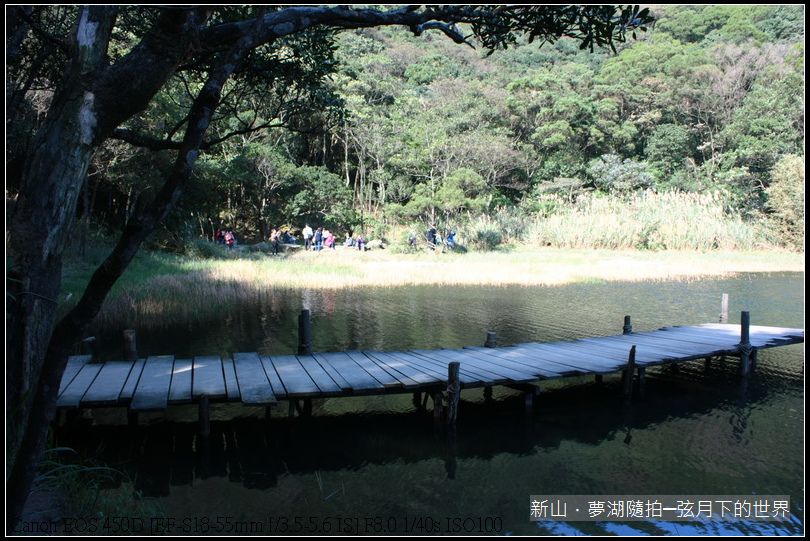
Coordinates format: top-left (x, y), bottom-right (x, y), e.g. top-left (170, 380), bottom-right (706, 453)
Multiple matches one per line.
top-left (7, 6), bottom-right (805, 253)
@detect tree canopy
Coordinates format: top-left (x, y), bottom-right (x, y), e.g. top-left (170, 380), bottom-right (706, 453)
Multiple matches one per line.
top-left (5, 5), bottom-right (656, 528)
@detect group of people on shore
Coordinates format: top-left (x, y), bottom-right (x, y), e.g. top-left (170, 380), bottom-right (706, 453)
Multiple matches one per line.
top-left (268, 228), bottom-right (299, 255)
top-left (410, 226), bottom-right (456, 251)
top-left (301, 224), bottom-right (366, 251)
top-left (218, 223), bottom-right (454, 254)
top-left (214, 229), bottom-right (236, 250)
top-left (215, 224), bottom-right (368, 254)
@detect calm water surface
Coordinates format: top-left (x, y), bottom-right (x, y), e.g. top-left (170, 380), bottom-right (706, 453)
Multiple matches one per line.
top-left (62, 272), bottom-right (804, 535)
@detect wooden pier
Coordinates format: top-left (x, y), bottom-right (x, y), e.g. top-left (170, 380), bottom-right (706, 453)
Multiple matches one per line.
top-left (57, 312), bottom-right (803, 434)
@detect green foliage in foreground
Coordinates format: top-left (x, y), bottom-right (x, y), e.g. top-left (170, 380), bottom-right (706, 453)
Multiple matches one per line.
top-left (17, 447), bottom-right (164, 535)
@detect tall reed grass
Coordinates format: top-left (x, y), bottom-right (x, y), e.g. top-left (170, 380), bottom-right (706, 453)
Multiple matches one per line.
top-left (524, 190), bottom-right (773, 251)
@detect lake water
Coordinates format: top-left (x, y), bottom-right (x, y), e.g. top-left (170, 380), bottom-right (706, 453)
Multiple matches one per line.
top-left (60, 272), bottom-right (804, 535)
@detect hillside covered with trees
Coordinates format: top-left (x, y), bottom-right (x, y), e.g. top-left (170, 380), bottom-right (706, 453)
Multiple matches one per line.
top-left (7, 5), bottom-right (804, 254)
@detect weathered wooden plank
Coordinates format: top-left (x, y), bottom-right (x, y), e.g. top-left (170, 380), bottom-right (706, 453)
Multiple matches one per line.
top-left (601, 333), bottom-right (733, 356)
top-left (312, 352), bottom-right (385, 393)
top-left (578, 335), bottom-right (728, 362)
top-left (343, 350), bottom-right (410, 389)
top-left (295, 355), bottom-right (343, 395)
top-left (408, 349), bottom-right (490, 385)
top-left (515, 342), bottom-right (627, 373)
top-left (259, 356), bottom-right (288, 399)
top-left (130, 355), bottom-right (175, 412)
top-left (233, 352), bottom-right (276, 404)
top-left (119, 358), bottom-right (146, 402)
top-left (624, 331), bottom-right (739, 350)
top-left (560, 335), bottom-right (706, 366)
top-left (168, 359), bottom-right (193, 404)
top-left (655, 327), bottom-right (743, 347)
top-left (269, 355), bottom-right (321, 396)
top-left (696, 323), bottom-right (804, 336)
top-left (364, 350), bottom-right (441, 387)
top-left (192, 356), bottom-right (227, 399)
top-left (82, 361), bottom-right (135, 406)
top-left (60, 356), bottom-right (93, 396)
top-left (661, 325), bottom-right (748, 343)
top-left (312, 353), bottom-right (355, 392)
top-left (513, 342), bottom-right (627, 372)
top-left (465, 345), bottom-right (596, 376)
top-left (415, 348), bottom-right (536, 384)
top-left (751, 335), bottom-right (805, 349)
top-left (537, 339), bottom-right (682, 367)
top-left (458, 346), bottom-right (567, 378)
top-left (669, 325), bottom-right (804, 347)
top-left (383, 350), bottom-right (448, 381)
top-left (222, 358), bottom-right (241, 401)
top-left (57, 363), bottom-right (103, 409)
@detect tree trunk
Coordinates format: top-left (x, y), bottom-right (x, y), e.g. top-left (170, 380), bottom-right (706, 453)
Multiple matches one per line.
top-left (6, 7), bottom-right (206, 527)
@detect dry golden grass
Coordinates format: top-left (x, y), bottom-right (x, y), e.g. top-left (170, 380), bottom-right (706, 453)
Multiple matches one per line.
top-left (89, 245), bottom-right (802, 329)
top-left (250, 246), bottom-right (805, 288)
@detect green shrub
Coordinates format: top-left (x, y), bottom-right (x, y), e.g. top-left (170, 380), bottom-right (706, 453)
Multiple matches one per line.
top-left (471, 227), bottom-right (503, 251)
top-left (184, 238), bottom-right (224, 260)
top-left (766, 155), bottom-right (804, 251)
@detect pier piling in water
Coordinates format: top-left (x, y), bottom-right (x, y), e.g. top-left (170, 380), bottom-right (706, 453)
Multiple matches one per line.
top-left (484, 331), bottom-right (497, 348)
top-left (738, 311), bottom-right (755, 377)
top-left (446, 362), bottom-right (460, 426)
top-left (298, 310), bottom-right (312, 355)
top-left (623, 345), bottom-right (637, 398)
top-left (123, 329), bottom-right (138, 361)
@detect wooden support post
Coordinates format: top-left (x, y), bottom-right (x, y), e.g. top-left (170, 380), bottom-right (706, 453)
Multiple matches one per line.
top-left (78, 336), bottom-right (99, 362)
top-left (595, 374), bottom-right (603, 384)
top-left (505, 384), bottom-right (540, 413)
top-left (637, 367), bottom-right (646, 396)
top-left (524, 390), bottom-right (534, 413)
top-left (738, 311), bottom-right (753, 377)
top-left (123, 329), bottom-right (138, 361)
top-left (483, 386), bottom-right (493, 400)
top-left (484, 331), bottom-right (497, 348)
top-left (623, 345), bottom-right (637, 398)
top-left (298, 310), bottom-right (312, 355)
top-left (720, 294), bottom-right (729, 323)
top-left (199, 395), bottom-right (210, 438)
top-left (623, 316), bottom-right (632, 334)
top-left (432, 392), bottom-right (443, 423)
top-left (446, 362), bottom-right (460, 426)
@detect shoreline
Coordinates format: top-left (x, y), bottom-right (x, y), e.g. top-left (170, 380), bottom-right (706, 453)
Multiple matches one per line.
top-left (251, 246), bottom-right (805, 288)
top-left (68, 247), bottom-right (805, 328)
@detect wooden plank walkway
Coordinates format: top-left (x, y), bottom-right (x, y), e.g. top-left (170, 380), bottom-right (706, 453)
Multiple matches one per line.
top-left (56, 323), bottom-right (803, 421)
